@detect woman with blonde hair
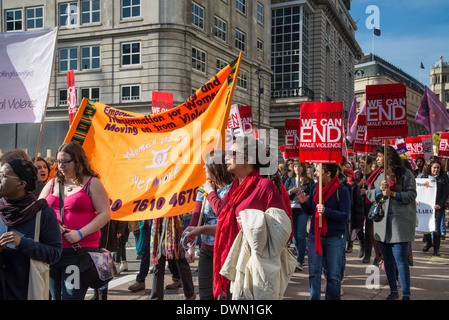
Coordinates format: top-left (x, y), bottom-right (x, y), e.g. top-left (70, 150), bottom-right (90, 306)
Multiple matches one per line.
top-left (288, 161), bottom-right (314, 270)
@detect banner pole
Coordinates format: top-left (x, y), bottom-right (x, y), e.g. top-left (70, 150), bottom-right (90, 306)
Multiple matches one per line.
top-left (384, 139), bottom-right (388, 182)
top-left (318, 163), bottom-right (323, 228)
top-left (34, 28), bottom-right (59, 164)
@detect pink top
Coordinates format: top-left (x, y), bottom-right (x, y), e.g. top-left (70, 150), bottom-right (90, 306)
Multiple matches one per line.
top-left (47, 178), bottom-right (100, 248)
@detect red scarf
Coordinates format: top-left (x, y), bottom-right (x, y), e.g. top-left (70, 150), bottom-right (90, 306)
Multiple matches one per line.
top-left (213, 169), bottom-right (260, 299)
top-left (313, 175), bottom-right (340, 255)
top-left (367, 167), bottom-right (397, 191)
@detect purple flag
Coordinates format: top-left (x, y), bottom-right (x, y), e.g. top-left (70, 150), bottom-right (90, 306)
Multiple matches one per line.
top-left (415, 86), bottom-right (449, 134)
top-left (346, 96), bottom-right (357, 142)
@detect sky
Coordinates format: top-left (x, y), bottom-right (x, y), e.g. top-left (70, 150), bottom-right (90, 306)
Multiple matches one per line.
top-left (349, 0), bottom-right (449, 87)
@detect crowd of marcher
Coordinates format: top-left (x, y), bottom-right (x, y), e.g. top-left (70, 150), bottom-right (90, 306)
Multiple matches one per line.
top-left (1, 139), bottom-right (448, 300)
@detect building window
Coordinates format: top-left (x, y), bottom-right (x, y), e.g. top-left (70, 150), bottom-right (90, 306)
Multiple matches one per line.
top-left (191, 2), bottom-right (204, 29)
top-left (122, 0), bottom-right (140, 18)
top-left (59, 2), bottom-right (78, 27)
top-left (81, 87), bottom-right (100, 102)
top-left (257, 39), bottom-right (263, 52)
top-left (59, 89), bottom-right (68, 106)
top-left (5, 9), bottom-right (22, 31)
top-left (121, 42), bottom-right (141, 66)
top-left (26, 7), bottom-right (44, 29)
top-left (235, 29), bottom-right (246, 52)
top-left (192, 47), bottom-right (206, 73)
top-left (257, 2), bottom-right (264, 24)
top-left (237, 70), bottom-right (248, 90)
top-left (213, 16), bottom-right (227, 42)
top-left (81, 45), bottom-right (100, 70)
top-left (60, 48), bottom-right (78, 72)
top-left (216, 58), bottom-right (227, 72)
top-left (236, 0), bottom-right (246, 14)
top-left (81, 0), bottom-right (100, 24)
top-left (121, 85), bottom-right (140, 101)
top-left (271, 6), bottom-right (309, 93)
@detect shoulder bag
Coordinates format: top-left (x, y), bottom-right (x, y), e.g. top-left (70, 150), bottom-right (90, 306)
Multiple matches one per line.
top-left (27, 209), bottom-right (50, 300)
top-left (59, 182), bottom-right (117, 289)
top-left (368, 197), bottom-right (385, 222)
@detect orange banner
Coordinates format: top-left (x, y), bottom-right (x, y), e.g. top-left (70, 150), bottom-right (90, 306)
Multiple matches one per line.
top-left (64, 53), bottom-right (242, 221)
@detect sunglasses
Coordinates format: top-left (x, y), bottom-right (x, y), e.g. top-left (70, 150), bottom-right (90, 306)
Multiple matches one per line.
top-left (56, 159), bottom-right (74, 166)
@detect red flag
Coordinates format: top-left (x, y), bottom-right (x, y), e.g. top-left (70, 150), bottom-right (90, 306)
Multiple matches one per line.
top-left (67, 70), bottom-right (76, 126)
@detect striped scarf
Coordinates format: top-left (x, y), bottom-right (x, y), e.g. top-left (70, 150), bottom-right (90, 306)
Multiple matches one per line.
top-left (150, 216), bottom-right (184, 265)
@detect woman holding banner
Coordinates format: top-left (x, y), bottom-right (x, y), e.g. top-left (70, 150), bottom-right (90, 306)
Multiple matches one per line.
top-left (39, 141), bottom-right (111, 300)
top-left (184, 149), bottom-right (234, 300)
top-left (366, 145), bottom-right (417, 300)
top-left (203, 136), bottom-right (291, 299)
top-left (297, 163), bottom-right (350, 300)
top-left (418, 159), bottom-right (449, 256)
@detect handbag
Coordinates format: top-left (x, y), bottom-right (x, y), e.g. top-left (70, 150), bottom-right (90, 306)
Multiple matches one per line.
top-left (368, 198), bottom-right (385, 222)
top-left (27, 210), bottom-right (50, 300)
top-left (59, 182), bottom-right (117, 289)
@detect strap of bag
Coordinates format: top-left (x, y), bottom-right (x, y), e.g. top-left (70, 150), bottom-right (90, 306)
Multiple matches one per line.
top-left (59, 182), bottom-right (65, 225)
top-left (34, 210), bottom-right (42, 242)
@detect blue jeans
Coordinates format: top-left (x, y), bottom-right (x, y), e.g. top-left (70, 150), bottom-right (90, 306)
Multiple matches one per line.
top-left (378, 242), bottom-right (411, 297)
top-left (292, 208), bottom-right (308, 264)
top-left (308, 235), bottom-right (346, 300)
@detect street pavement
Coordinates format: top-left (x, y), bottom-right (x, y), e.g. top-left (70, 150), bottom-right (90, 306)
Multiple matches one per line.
top-left (86, 233), bottom-right (449, 301)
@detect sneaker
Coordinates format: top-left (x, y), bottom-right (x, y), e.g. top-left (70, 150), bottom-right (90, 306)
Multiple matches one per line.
top-left (296, 262), bottom-right (303, 271)
top-left (128, 281), bottom-right (145, 292)
top-left (386, 292), bottom-right (399, 300)
top-left (166, 278), bottom-right (183, 290)
top-left (119, 261), bottom-right (128, 272)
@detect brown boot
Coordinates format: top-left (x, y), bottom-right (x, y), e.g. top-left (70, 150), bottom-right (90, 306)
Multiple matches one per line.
top-left (165, 278), bottom-right (182, 289)
top-left (128, 281), bottom-right (145, 292)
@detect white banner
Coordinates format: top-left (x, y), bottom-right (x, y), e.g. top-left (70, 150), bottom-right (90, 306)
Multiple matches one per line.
top-left (415, 178), bottom-right (437, 233)
top-left (0, 27), bottom-right (57, 124)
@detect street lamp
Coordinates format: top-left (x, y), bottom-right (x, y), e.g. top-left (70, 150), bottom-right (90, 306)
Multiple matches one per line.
top-left (255, 68), bottom-right (263, 130)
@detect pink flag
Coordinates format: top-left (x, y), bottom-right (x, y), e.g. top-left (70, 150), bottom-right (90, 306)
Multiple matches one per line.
top-left (346, 96), bottom-right (357, 142)
top-left (415, 86), bottom-right (449, 134)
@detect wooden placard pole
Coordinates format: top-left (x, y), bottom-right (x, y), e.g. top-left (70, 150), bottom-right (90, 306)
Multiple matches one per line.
top-left (318, 162), bottom-right (323, 228)
top-left (384, 139), bottom-right (388, 182)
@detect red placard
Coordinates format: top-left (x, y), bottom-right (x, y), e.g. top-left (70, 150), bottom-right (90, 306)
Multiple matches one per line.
top-left (67, 70), bottom-right (76, 126)
top-left (151, 91), bottom-right (173, 114)
top-left (284, 119), bottom-right (300, 160)
top-left (438, 132), bottom-right (449, 158)
top-left (353, 114), bottom-right (382, 154)
top-left (366, 83), bottom-right (407, 140)
top-left (405, 136), bottom-right (424, 159)
top-left (236, 106), bottom-right (254, 136)
top-left (299, 102), bottom-right (343, 163)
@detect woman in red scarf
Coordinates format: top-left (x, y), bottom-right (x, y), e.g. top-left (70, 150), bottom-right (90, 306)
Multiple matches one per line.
top-left (203, 136), bottom-right (289, 299)
top-left (296, 163), bottom-right (350, 300)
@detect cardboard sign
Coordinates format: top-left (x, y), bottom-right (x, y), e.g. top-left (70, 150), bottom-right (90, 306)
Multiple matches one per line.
top-left (419, 135), bottom-right (433, 159)
top-left (299, 102), bottom-right (343, 163)
top-left (284, 119), bottom-right (300, 160)
top-left (405, 136), bottom-right (424, 160)
top-left (438, 132), bottom-right (449, 158)
top-left (415, 178), bottom-right (437, 233)
top-left (366, 83), bottom-right (407, 140)
top-left (151, 91), bottom-right (173, 114)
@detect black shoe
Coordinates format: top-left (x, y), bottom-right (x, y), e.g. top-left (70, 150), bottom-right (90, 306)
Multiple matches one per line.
top-left (386, 292), bottom-right (399, 300)
top-left (358, 249), bottom-right (364, 258)
top-left (362, 256), bottom-right (370, 264)
top-left (422, 244), bottom-right (432, 252)
top-left (433, 249), bottom-right (440, 256)
top-left (345, 246), bottom-right (353, 253)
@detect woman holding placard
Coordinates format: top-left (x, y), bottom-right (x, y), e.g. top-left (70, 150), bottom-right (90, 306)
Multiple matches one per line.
top-left (418, 159), bottom-right (449, 256)
top-left (366, 145), bottom-right (417, 300)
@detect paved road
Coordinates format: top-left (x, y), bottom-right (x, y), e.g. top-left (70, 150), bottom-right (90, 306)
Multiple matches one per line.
top-left (86, 233), bottom-right (449, 301)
